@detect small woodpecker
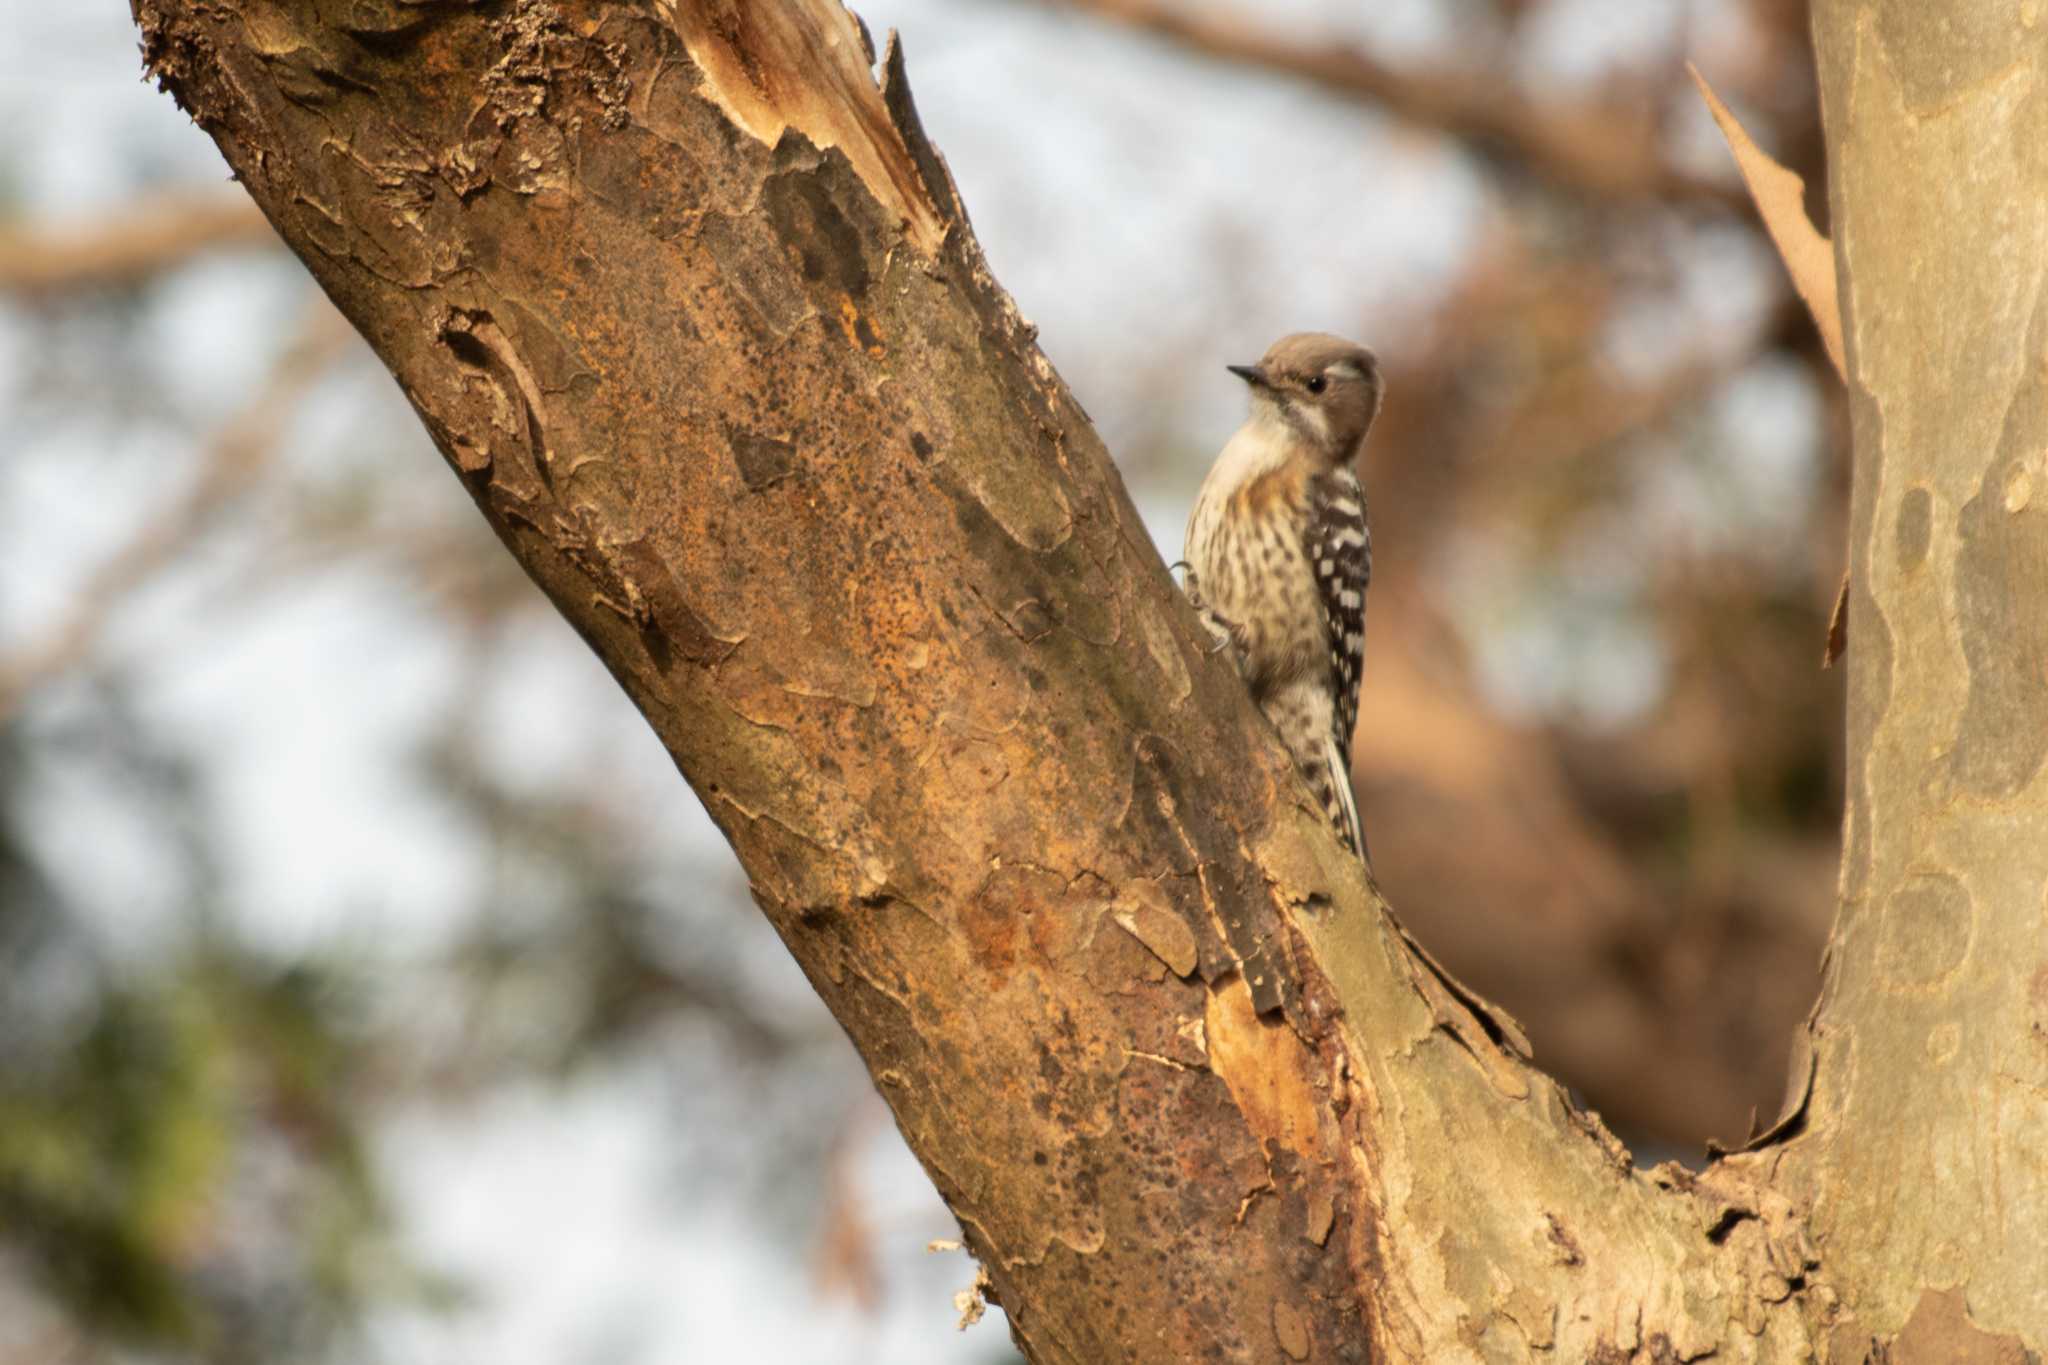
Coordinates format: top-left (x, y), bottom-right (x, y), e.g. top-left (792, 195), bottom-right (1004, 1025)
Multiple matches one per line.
top-left (1183, 332), bottom-right (1380, 861)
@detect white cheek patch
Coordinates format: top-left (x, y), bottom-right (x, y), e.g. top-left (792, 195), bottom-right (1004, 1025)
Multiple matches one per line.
top-left (1248, 394), bottom-right (1292, 437)
top-left (1299, 404), bottom-right (1332, 443)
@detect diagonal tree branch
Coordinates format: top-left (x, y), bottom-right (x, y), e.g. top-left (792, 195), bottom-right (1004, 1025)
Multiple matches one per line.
top-left (122, 0), bottom-right (2030, 1360)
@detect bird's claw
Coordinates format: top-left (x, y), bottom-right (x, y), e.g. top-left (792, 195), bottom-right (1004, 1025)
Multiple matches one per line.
top-left (1199, 610), bottom-right (1242, 657)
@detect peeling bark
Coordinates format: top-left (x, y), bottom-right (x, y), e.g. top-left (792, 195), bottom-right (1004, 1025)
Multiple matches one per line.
top-left (126, 0), bottom-right (2044, 1360)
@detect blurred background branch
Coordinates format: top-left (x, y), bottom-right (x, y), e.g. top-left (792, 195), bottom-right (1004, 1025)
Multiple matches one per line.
top-left (0, 193), bottom-right (273, 297)
top-left (1045, 0), bottom-right (1747, 209)
top-left (0, 304), bottom-right (346, 724)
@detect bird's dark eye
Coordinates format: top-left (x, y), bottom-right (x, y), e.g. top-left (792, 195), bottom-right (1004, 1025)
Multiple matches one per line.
top-left (1305, 375), bottom-right (1327, 395)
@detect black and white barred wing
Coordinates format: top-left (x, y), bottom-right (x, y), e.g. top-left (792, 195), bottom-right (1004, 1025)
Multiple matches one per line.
top-left (1305, 469), bottom-right (1370, 857)
top-left (1306, 470), bottom-right (1370, 751)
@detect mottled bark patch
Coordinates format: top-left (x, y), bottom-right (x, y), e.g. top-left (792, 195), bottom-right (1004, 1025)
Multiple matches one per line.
top-left (1889, 1287), bottom-right (2038, 1363)
top-left (1204, 974), bottom-right (1325, 1158)
top-left (1951, 468), bottom-right (2048, 797)
top-left (1895, 486), bottom-right (1932, 572)
top-left (1870, 4), bottom-right (2044, 114)
top-left (762, 156), bottom-right (874, 296)
top-left (1874, 872), bottom-right (1973, 992)
top-left (726, 425), bottom-right (796, 490)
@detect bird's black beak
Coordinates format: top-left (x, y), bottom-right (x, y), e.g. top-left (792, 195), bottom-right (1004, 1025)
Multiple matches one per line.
top-left (1227, 363), bottom-right (1270, 389)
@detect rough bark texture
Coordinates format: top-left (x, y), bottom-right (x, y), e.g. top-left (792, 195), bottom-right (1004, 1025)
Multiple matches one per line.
top-left (126, 0), bottom-right (2043, 1360)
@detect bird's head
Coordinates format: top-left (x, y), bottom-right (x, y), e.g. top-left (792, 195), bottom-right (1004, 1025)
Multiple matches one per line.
top-left (1229, 332), bottom-right (1383, 467)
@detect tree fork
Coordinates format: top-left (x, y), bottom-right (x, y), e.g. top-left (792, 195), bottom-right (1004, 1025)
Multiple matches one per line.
top-left (128, 0), bottom-right (2040, 1359)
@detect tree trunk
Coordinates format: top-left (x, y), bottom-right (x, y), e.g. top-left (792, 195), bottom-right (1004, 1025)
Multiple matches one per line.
top-left (126, 0), bottom-right (2043, 1359)
top-left (1776, 3), bottom-right (2048, 1356)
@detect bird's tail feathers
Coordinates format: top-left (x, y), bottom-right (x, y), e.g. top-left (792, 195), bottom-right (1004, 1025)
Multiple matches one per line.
top-left (1323, 732), bottom-right (1368, 865)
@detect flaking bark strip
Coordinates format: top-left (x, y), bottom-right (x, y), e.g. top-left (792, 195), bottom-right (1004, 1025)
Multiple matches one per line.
top-left (879, 32), bottom-right (968, 232)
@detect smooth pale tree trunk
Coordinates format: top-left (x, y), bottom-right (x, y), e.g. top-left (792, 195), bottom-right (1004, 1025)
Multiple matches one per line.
top-left (1779, 3), bottom-right (2048, 1356)
top-left (127, 0), bottom-right (2044, 1359)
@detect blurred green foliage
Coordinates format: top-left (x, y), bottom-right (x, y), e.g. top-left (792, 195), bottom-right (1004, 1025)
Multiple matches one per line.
top-left (0, 705), bottom-right (439, 1361)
